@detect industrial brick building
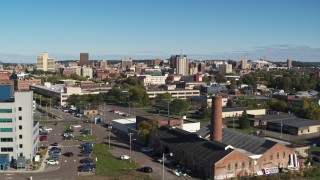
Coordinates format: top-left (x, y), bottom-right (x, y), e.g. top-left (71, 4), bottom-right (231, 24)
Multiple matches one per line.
top-left (149, 96), bottom-right (296, 179)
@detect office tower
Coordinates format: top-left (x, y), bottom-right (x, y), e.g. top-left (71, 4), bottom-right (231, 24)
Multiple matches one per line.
top-left (218, 63), bottom-right (233, 75)
top-left (0, 91), bottom-right (39, 170)
top-left (36, 52), bottom-right (55, 72)
top-left (169, 55), bottom-right (177, 69)
top-left (198, 62), bottom-right (205, 73)
top-left (121, 58), bottom-right (133, 71)
top-left (79, 53), bottom-right (89, 67)
top-left (99, 60), bottom-right (108, 70)
top-left (287, 59), bottom-right (292, 69)
top-left (241, 59), bottom-right (247, 70)
top-left (176, 55), bottom-right (189, 76)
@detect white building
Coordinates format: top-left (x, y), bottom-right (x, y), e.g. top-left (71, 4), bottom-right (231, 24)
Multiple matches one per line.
top-left (137, 74), bottom-right (168, 86)
top-left (0, 91), bottom-right (39, 170)
top-left (36, 52), bottom-right (55, 72)
top-left (81, 66), bottom-right (93, 79)
top-left (30, 83), bottom-right (87, 106)
top-left (146, 89), bottom-right (200, 99)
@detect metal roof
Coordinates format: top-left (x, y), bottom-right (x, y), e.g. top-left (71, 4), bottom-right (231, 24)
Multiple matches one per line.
top-left (196, 125), bottom-right (277, 155)
top-left (150, 126), bottom-right (233, 163)
top-left (268, 118), bottom-right (320, 128)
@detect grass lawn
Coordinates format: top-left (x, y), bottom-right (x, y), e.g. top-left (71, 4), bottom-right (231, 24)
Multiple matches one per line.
top-left (92, 143), bottom-right (151, 179)
top-left (74, 135), bottom-right (97, 141)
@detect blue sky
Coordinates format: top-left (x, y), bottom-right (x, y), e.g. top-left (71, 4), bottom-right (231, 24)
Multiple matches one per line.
top-left (0, 0), bottom-right (319, 63)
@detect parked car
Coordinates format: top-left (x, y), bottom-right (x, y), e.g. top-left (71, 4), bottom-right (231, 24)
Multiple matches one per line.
top-left (120, 155), bottom-right (130, 160)
top-left (157, 157), bottom-right (173, 164)
top-left (51, 142), bottom-right (59, 146)
top-left (80, 158), bottom-right (94, 164)
top-left (79, 163), bottom-right (96, 169)
top-left (81, 143), bottom-right (93, 148)
top-left (140, 166), bottom-right (153, 173)
top-left (78, 166), bottom-right (91, 172)
top-left (47, 156), bottom-right (59, 161)
top-left (73, 124), bottom-right (81, 128)
top-left (141, 147), bottom-right (154, 153)
top-left (44, 127), bottom-right (53, 131)
top-left (39, 135), bottom-right (47, 141)
top-left (64, 152), bottom-right (74, 157)
top-left (46, 160), bottom-right (59, 165)
top-left (313, 156), bottom-right (320, 162)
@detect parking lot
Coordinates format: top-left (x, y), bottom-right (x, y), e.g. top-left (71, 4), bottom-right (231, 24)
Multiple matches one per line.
top-left (0, 105), bottom-right (195, 180)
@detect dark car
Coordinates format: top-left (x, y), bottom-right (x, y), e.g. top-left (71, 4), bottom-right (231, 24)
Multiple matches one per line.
top-left (313, 156), bottom-right (320, 162)
top-left (51, 142), bottom-right (59, 146)
top-left (79, 163), bottom-right (96, 169)
top-left (141, 166), bottom-right (153, 173)
top-left (78, 166), bottom-right (91, 172)
top-left (64, 152), bottom-right (74, 157)
top-left (80, 158), bottom-right (94, 164)
top-left (80, 152), bottom-right (92, 157)
top-left (81, 149), bottom-right (93, 153)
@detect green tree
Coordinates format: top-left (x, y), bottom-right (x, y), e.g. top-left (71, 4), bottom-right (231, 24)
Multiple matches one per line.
top-left (214, 74), bottom-right (227, 83)
top-left (238, 110), bottom-right (250, 129)
top-left (202, 108), bottom-right (211, 119)
top-left (137, 120), bottom-right (159, 145)
top-left (155, 93), bottom-right (172, 104)
top-left (170, 99), bottom-right (189, 115)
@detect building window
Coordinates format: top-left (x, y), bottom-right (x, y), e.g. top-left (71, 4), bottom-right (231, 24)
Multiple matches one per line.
top-left (0, 138), bottom-right (13, 142)
top-left (19, 107), bottom-right (22, 111)
top-left (263, 158), bottom-right (266, 161)
top-left (283, 152), bottom-right (286, 158)
top-left (249, 161), bottom-right (252, 168)
top-left (19, 135), bottom-right (22, 139)
top-left (0, 128), bottom-right (13, 132)
top-left (0, 109), bottom-right (12, 113)
top-left (235, 163), bottom-right (238, 169)
top-left (270, 153), bottom-right (273, 160)
top-left (19, 125), bottom-right (22, 130)
top-left (227, 163), bottom-right (231, 170)
top-left (277, 152), bottom-right (280, 159)
top-left (19, 116), bottom-right (22, 120)
top-left (19, 144), bottom-right (23, 148)
top-left (1, 147), bottom-right (13, 152)
top-left (242, 162), bottom-right (245, 169)
top-left (0, 118), bottom-right (13, 123)
top-left (20, 153), bottom-right (23, 157)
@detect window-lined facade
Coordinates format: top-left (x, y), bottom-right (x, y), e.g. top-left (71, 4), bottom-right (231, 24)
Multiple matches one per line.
top-left (0, 138), bottom-right (13, 142)
top-left (0, 128), bottom-right (13, 132)
top-left (0, 118), bottom-right (13, 123)
top-left (0, 109), bottom-right (12, 113)
top-left (1, 147), bottom-right (13, 152)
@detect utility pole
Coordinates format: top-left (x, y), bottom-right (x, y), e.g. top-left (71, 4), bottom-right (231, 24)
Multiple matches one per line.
top-left (128, 133), bottom-right (133, 162)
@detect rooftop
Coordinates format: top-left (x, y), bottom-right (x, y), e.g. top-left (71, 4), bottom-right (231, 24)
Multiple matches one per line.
top-left (196, 125), bottom-right (277, 155)
top-left (150, 126), bottom-right (233, 163)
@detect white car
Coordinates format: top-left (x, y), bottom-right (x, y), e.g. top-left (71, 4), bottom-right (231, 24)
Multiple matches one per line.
top-left (120, 155), bottom-right (130, 160)
top-left (73, 125), bottom-right (81, 128)
top-left (44, 128), bottom-right (52, 131)
top-left (117, 112), bottom-right (124, 115)
top-left (141, 147), bottom-right (154, 153)
top-left (47, 160), bottom-right (59, 165)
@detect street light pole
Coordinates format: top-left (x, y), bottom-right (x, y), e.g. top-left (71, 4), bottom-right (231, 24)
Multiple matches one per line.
top-left (128, 133), bottom-right (136, 163)
top-left (162, 153), bottom-right (165, 180)
top-left (108, 126), bottom-right (112, 148)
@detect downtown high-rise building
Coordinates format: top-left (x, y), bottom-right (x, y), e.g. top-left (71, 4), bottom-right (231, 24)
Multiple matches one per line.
top-left (121, 58), bottom-right (133, 71)
top-left (175, 55), bottom-right (189, 76)
top-left (79, 53), bottom-right (89, 67)
top-left (36, 52), bottom-right (55, 72)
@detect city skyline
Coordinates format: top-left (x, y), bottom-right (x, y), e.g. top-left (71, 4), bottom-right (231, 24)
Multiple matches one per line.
top-left (1, 0), bottom-right (320, 63)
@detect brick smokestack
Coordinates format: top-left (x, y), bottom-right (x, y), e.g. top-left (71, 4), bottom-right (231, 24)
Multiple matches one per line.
top-left (210, 96), bottom-right (222, 142)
